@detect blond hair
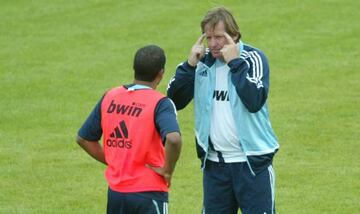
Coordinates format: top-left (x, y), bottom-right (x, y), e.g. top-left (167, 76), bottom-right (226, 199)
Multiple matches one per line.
top-left (201, 6), bottom-right (241, 42)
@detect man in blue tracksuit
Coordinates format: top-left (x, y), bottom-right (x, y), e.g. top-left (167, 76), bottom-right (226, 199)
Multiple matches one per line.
top-left (167, 6), bottom-right (279, 214)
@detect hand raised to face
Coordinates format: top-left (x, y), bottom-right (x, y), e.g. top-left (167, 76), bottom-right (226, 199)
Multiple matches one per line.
top-left (188, 34), bottom-right (206, 67)
top-left (220, 32), bottom-right (240, 63)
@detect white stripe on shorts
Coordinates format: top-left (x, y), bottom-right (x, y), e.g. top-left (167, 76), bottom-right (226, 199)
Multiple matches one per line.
top-left (152, 200), bottom-right (160, 214)
top-left (268, 165), bottom-right (275, 214)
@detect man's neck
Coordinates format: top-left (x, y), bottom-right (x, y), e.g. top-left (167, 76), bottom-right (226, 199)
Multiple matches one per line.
top-left (215, 57), bottom-right (227, 66)
top-left (133, 80), bottom-right (156, 89)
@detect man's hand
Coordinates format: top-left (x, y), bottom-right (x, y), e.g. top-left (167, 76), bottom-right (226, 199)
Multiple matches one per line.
top-left (146, 132), bottom-right (181, 188)
top-left (146, 164), bottom-right (172, 187)
top-left (188, 34), bottom-right (206, 67)
top-left (220, 32), bottom-right (240, 63)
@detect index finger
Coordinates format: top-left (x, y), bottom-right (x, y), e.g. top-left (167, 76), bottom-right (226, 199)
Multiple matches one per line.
top-left (195, 33), bottom-right (206, 45)
top-left (223, 32), bottom-right (235, 45)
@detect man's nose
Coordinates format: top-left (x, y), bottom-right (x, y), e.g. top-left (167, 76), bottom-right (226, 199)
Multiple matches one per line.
top-left (207, 38), bottom-right (216, 47)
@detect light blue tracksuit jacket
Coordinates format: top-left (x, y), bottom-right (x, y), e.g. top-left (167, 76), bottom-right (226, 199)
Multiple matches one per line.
top-left (168, 42), bottom-right (279, 175)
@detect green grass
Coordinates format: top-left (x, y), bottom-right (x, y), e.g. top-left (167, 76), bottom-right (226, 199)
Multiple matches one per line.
top-left (1, 0), bottom-right (359, 213)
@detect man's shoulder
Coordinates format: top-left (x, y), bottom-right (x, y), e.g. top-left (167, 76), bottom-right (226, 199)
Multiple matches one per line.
top-left (243, 44), bottom-right (265, 54)
top-left (241, 44), bottom-right (268, 62)
top-left (156, 97), bottom-right (176, 111)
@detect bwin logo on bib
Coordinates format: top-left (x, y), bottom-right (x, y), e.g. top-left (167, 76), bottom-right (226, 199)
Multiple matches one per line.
top-left (106, 120), bottom-right (132, 149)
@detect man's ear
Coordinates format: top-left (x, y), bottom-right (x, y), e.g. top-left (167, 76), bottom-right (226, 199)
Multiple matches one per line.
top-left (156, 68), bottom-right (165, 84)
top-left (158, 69), bottom-right (165, 79)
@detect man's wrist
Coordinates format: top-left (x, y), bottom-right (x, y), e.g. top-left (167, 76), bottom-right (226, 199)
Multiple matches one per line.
top-left (187, 59), bottom-right (197, 67)
top-left (228, 58), bottom-right (243, 71)
top-left (163, 173), bottom-right (172, 179)
top-left (185, 61), bottom-right (197, 70)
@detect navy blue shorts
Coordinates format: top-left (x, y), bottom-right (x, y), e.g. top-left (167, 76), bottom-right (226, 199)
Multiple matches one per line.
top-left (107, 188), bottom-right (168, 214)
top-left (202, 160), bottom-right (275, 214)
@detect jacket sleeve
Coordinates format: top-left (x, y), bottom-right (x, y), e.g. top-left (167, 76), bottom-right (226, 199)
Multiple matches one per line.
top-left (228, 50), bottom-right (270, 113)
top-left (167, 61), bottom-right (196, 110)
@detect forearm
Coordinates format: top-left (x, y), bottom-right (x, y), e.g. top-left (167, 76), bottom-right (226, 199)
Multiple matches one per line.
top-left (163, 132), bottom-right (182, 176)
top-left (229, 58), bottom-right (269, 113)
top-left (76, 136), bottom-right (107, 165)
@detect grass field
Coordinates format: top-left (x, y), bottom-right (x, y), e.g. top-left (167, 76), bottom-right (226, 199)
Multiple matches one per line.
top-left (1, 0), bottom-right (359, 213)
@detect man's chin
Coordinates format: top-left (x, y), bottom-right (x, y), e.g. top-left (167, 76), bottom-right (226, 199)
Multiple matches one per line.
top-left (211, 51), bottom-right (221, 58)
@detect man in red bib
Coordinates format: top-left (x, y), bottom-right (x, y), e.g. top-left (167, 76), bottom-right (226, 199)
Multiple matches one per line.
top-left (77, 45), bottom-right (182, 214)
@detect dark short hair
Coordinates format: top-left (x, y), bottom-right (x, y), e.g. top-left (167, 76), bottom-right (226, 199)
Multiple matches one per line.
top-left (133, 45), bottom-right (166, 82)
top-left (201, 6), bottom-right (241, 42)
